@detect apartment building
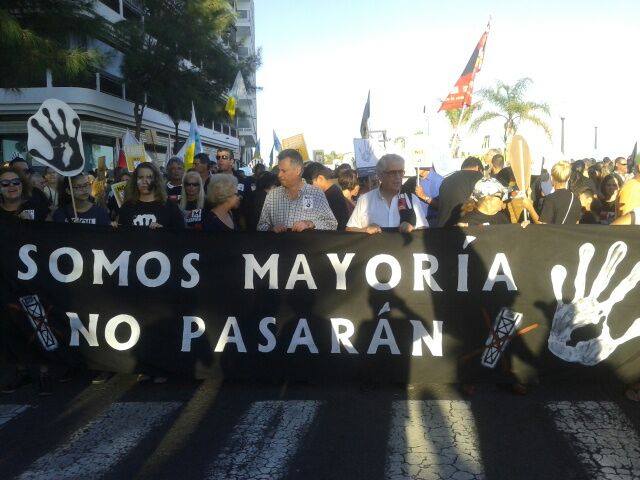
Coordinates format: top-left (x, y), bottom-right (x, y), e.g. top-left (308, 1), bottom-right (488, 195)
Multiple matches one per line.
top-left (0, 0), bottom-right (251, 169)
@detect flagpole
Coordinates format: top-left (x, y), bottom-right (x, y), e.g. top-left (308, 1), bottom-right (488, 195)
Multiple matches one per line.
top-left (450, 105), bottom-right (467, 157)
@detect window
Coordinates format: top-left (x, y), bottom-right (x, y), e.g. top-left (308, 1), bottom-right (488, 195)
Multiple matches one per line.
top-left (230, 128), bottom-right (237, 138)
top-left (237, 10), bottom-right (249, 19)
top-left (99, 73), bottom-right (123, 98)
top-left (223, 125), bottom-right (230, 135)
top-left (100, 0), bottom-right (120, 14)
top-left (123, 1), bottom-right (143, 20)
top-left (214, 122), bottom-right (223, 132)
top-left (52, 71), bottom-right (96, 89)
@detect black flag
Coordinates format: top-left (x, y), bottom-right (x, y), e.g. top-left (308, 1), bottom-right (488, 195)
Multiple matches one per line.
top-left (360, 91), bottom-right (370, 139)
top-left (629, 142), bottom-right (637, 175)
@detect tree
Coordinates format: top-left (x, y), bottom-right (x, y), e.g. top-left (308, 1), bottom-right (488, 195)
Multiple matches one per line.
top-left (115, 0), bottom-right (259, 140)
top-left (470, 78), bottom-right (551, 145)
top-left (0, 0), bottom-right (111, 89)
top-left (443, 103), bottom-right (481, 130)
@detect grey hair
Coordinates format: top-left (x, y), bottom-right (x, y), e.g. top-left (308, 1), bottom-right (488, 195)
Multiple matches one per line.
top-left (179, 171), bottom-right (205, 210)
top-left (376, 154), bottom-right (405, 175)
top-left (207, 173), bottom-right (238, 207)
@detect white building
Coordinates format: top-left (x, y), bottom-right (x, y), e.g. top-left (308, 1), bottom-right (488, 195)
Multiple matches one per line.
top-left (233, 0), bottom-right (258, 166)
top-left (0, 0), bottom-right (255, 169)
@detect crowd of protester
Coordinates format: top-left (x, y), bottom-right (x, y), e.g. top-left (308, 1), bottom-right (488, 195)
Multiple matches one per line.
top-left (1, 146), bottom-right (639, 398)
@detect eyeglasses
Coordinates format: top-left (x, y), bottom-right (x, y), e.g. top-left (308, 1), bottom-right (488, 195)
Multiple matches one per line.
top-left (216, 155), bottom-right (230, 160)
top-left (383, 169), bottom-right (405, 177)
top-left (184, 182), bottom-right (200, 187)
top-left (0, 179), bottom-right (21, 187)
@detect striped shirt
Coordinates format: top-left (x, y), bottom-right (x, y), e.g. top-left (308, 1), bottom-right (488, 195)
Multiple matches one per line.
top-left (257, 183), bottom-right (338, 231)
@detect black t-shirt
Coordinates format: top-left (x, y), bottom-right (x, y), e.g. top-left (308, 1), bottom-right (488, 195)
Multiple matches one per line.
top-left (52, 204), bottom-right (111, 225)
top-left (203, 210), bottom-right (235, 232)
top-left (324, 184), bottom-right (350, 230)
top-left (183, 200), bottom-right (206, 230)
top-left (118, 201), bottom-right (185, 229)
top-left (540, 189), bottom-right (582, 225)
top-left (436, 170), bottom-right (483, 227)
top-left (166, 182), bottom-right (182, 204)
top-left (30, 187), bottom-right (51, 209)
top-left (493, 167), bottom-right (515, 187)
top-left (460, 209), bottom-right (510, 226)
top-left (0, 198), bottom-right (49, 222)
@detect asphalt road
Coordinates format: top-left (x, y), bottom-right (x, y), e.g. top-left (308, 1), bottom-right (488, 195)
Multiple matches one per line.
top-left (0, 371), bottom-right (638, 480)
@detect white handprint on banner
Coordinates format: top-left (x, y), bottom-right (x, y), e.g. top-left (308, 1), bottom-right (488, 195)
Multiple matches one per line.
top-left (549, 241), bottom-right (640, 366)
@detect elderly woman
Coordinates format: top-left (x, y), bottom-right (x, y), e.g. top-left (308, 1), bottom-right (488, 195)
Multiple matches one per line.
top-left (179, 170), bottom-right (206, 230)
top-left (203, 173), bottom-right (240, 232)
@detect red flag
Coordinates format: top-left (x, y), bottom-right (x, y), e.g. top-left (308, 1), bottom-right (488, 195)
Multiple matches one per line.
top-left (439, 23), bottom-right (490, 112)
top-left (116, 138), bottom-right (127, 169)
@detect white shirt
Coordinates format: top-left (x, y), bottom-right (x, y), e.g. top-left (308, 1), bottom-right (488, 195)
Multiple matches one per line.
top-left (347, 188), bottom-right (429, 229)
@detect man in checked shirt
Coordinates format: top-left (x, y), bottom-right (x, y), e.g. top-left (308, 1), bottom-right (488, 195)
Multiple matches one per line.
top-left (257, 149), bottom-right (338, 232)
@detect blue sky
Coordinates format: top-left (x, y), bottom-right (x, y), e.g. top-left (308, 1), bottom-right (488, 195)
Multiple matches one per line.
top-left (254, 0), bottom-right (640, 161)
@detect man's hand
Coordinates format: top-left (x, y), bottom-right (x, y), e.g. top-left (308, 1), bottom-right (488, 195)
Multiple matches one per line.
top-left (399, 221), bottom-right (415, 233)
top-left (291, 220), bottom-right (314, 232)
top-left (364, 224), bottom-right (382, 235)
top-left (272, 224), bottom-right (287, 233)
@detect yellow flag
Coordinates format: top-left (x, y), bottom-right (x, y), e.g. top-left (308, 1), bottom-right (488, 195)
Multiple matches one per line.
top-left (225, 96), bottom-right (237, 120)
top-left (184, 142), bottom-right (196, 170)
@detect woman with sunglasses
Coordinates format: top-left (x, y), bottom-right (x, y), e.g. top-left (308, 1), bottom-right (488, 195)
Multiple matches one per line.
top-left (118, 162), bottom-right (185, 230)
top-left (0, 166), bottom-right (49, 222)
top-left (52, 173), bottom-right (110, 225)
top-left (179, 170), bottom-right (207, 230)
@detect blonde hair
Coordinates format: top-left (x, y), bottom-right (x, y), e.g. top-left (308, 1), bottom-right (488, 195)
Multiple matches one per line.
top-left (551, 161), bottom-right (571, 183)
top-left (207, 173), bottom-right (238, 207)
top-left (179, 171), bottom-right (205, 210)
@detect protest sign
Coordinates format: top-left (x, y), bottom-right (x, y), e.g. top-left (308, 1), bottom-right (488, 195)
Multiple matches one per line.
top-left (110, 181), bottom-right (127, 208)
top-left (27, 99), bottom-right (85, 176)
top-left (281, 134), bottom-right (310, 161)
top-left (353, 138), bottom-right (379, 177)
top-left (2, 221), bottom-right (640, 384)
top-left (313, 150), bottom-right (325, 163)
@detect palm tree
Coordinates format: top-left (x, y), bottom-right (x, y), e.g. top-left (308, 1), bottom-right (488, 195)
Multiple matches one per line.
top-left (470, 78), bottom-right (551, 145)
top-left (444, 103), bottom-right (481, 130)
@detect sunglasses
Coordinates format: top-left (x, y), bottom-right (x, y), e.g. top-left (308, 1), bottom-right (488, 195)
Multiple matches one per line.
top-left (0, 179), bottom-right (21, 187)
top-left (184, 182), bottom-right (200, 187)
top-left (216, 155), bottom-right (230, 160)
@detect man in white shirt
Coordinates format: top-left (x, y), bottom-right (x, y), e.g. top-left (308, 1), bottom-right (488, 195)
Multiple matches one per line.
top-left (346, 154), bottom-right (429, 234)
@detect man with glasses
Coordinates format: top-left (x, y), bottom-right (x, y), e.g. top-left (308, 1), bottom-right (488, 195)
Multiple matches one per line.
top-left (193, 153), bottom-right (213, 192)
top-left (346, 154), bottom-right (428, 234)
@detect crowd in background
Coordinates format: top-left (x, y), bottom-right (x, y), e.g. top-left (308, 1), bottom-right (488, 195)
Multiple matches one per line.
top-left (2, 146), bottom-right (639, 235)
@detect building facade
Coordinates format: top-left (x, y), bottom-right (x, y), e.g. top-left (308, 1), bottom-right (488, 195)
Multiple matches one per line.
top-left (0, 0), bottom-right (254, 170)
top-left (232, 0), bottom-right (258, 166)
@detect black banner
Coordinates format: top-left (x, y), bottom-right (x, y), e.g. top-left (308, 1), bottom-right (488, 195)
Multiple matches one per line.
top-left (2, 220), bottom-right (640, 384)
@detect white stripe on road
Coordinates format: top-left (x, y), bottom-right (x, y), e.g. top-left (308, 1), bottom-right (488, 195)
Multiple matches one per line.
top-left (0, 404), bottom-right (30, 429)
top-left (18, 401), bottom-right (180, 480)
top-left (386, 400), bottom-right (484, 480)
top-left (207, 400), bottom-right (321, 480)
top-left (547, 401), bottom-right (640, 480)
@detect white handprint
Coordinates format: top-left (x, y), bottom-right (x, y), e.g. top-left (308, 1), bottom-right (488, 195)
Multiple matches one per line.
top-left (549, 241), bottom-right (640, 365)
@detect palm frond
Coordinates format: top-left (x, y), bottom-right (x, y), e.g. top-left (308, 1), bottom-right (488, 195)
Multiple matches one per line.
top-left (520, 113), bottom-right (553, 140)
top-left (469, 111), bottom-right (504, 133)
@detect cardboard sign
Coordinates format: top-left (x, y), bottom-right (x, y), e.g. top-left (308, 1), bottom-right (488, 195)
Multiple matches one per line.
top-left (27, 99), bottom-right (85, 176)
top-left (508, 135), bottom-right (532, 193)
top-left (353, 138), bottom-right (379, 177)
top-left (111, 181), bottom-right (128, 208)
top-left (313, 150), bottom-right (325, 163)
top-left (281, 134), bottom-right (310, 161)
top-left (124, 144), bottom-right (146, 173)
